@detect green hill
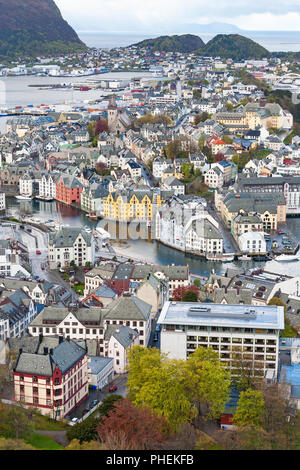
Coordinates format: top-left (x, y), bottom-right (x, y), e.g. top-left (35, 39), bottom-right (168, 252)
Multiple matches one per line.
top-left (131, 34), bottom-right (205, 53)
top-left (200, 34), bottom-right (270, 60)
top-left (0, 0), bottom-right (86, 60)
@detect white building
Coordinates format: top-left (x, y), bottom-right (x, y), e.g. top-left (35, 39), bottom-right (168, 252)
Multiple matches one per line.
top-left (48, 227), bottom-right (96, 269)
top-left (238, 232), bottom-right (267, 254)
top-left (156, 195), bottom-right (223, 255)
top-left (38, 174), bottom-right (56, 200)
top-left (19, 173), bottom-right (33, 196)
top-left (158, 302), bottom-right (285, 378)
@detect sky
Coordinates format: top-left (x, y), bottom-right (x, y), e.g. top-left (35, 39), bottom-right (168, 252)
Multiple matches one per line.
top-left (55, 0), bottom-right (300, 32)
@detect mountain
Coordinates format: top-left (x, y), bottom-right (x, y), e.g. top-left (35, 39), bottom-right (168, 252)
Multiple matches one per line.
top-left (0, 0), bottom-right (86, 59)
top-left (200, 34), bottom-right (270, 60)
top-left (131, 34), bottom-right (205, 53)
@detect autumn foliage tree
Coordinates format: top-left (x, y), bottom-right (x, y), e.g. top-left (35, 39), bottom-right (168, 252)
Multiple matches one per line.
top-left (96, 399), bottom-right (170, 450)
top-left (172, 285), bottom-right (200, 302)
top-left (95, 118), bottom-right (109, 135)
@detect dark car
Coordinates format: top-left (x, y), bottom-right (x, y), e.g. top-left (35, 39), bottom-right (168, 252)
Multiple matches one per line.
top-left (82, 408), bottom-right (89, 415)
top-left (153, 332), bottom-right (158, 342)
top-left (90, 400), bottom-right (99, 408)
top-left (109, 385), bottom-right (117, 392)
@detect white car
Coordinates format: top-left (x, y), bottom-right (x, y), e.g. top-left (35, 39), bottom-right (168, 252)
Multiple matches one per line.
top-left (69, 417), bottom-right (79, 426)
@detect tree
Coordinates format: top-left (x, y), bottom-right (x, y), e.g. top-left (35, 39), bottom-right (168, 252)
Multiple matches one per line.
top-left (127, 347), bottom-right (194, 430)
top-left (172, 285), bottom-right (200, 302)
top-left (87, 121), bottom-right (97, 140)
top-left (95, 117), bottom-right (108, 135)
top-left (98, 394), bottom-right (123, 417)
top-left (182, 347), bottom-right (231, 422)
top-left (95, 161), bottom-right (108, 176)
top-left (214, 152), bottom-right (225, 162)
top-left (66, 416), bottom-right (100, 444)
top-left (233, 389), bottom-right (265, 428)
top-left (0, 438), bottom-right (34, 450)
top-left (182, 290), bottom-right (198, 302)
top-left (96, 399), bottom-right (170, 450)
top-left (66, 439), bottom-right (107, 450)
top-left (0, 403), bottom-right (34, 440)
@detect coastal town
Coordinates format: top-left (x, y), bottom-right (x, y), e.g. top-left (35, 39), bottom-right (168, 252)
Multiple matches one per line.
top-left (0, 39), bottom-right (300, 450)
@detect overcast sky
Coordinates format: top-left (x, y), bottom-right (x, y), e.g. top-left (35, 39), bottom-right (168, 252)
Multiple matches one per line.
top-left (55, 0), bottom-right (300, 32)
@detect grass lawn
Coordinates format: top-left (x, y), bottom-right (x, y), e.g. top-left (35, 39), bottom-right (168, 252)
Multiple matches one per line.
top-left (26, 433), bottom-right (64, 450)
top-left (33, 413), bottom-right (69, 431)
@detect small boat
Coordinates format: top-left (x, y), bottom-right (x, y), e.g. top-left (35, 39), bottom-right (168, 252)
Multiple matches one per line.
top-left (206, 253), bottom-right (235, 262)
top-left (88, 212), bottom-right (98, 220)
top-left (239, 255), bottom-right (252, 261)
top-left (15, 195), bottom-right (32, 201)
top-left (275, 254), bottom-right (299, 262)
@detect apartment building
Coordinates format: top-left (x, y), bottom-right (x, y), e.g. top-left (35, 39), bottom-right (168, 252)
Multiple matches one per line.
top-left (238, 176), bottom-right (300, 216)
top-left (158, 302), bottom-right (285, 378)
top-left (13, 336), bottom-right (89, 418)
top-left (48, 227), bottom-right (96, 269)
top-left (28, 296), bottom-right (152, 349)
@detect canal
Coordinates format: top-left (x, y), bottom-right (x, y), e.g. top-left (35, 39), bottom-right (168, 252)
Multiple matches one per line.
top-left (6, 197), bottom-right (300, 278)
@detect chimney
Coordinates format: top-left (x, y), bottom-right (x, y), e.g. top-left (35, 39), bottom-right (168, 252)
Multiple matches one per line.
top-left (44, 347), bottom-right (48, 355)
top-left (50, 349), bottom-right (54, 355)
top-left (59, 335), bottom-right (63, 344)
top-left (39, 332), bottom-right (43, 342)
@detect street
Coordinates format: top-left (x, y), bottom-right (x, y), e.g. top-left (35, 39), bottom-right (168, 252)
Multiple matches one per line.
top-left (69, 373), bottom-right (128, 420)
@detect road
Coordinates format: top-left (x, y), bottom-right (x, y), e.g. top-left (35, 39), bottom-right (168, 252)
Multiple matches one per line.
top-left (1, 221), bottom-right (78, 301)
top-left (69, 373), bottom-right (128, 420)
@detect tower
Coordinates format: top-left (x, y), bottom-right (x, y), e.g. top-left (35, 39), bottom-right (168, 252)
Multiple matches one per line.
top-left (108, 94), bottom-right (118, 131)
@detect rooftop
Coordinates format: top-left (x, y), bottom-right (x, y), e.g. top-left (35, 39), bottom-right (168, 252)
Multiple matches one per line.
top-left (157, 301), bottom-right (285, 329)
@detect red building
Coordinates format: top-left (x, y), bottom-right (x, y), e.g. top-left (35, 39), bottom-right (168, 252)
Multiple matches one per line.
top-left (56, 175), bottom-right (84, 205)
top-left (13, 336), bottom-right (89, 419)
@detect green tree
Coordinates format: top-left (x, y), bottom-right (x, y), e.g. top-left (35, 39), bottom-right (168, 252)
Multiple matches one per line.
top-left (182, 347), bottom-right (231, 421)
top-left (98, 394), bottom-right (123, 417)
top-left (127, 347), bottom-right (194, 430)
top-left (182, 290), bottom-right (198, 302)
top-left (233, 389), bottom-right (265, 428)
top-left (66, 416), bottom-right (99, 444)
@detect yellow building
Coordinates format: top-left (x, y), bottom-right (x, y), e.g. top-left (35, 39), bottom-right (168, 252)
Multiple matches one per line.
top-left (103, 190), bottom-right (165, 221)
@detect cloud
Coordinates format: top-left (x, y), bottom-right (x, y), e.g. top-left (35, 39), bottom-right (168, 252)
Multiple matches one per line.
top-left (55, 0), bottom-right (300, 31)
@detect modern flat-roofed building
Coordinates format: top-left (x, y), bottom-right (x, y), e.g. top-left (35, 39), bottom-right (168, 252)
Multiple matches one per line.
top-left (158, 302), bottom-right (285, 378)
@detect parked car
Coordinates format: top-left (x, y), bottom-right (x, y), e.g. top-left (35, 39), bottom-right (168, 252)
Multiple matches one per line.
top-left (82, 408), bottom-right (89, 415)
top-left (70, 417), bottom-right (79, 426)
top-left (36, 250), bottom-right (41, 255)
top-left (153, 332), bottom-right (159, 342)
top-left (109, 385), bottom-right (117, 392)
top-left (155, 325), bottom-right (161, 332)
top-left (91, 400), bottom-right (99, 408)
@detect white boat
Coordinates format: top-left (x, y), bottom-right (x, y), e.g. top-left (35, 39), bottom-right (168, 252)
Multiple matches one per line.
top-left (15, 195), bottom-right (32, 201)
top-left (239, 255), bottom-right (252, 261)
top-left (275, 254), bottom-right (299, 262)
top-left (206, 253), bottom-right (235, 262)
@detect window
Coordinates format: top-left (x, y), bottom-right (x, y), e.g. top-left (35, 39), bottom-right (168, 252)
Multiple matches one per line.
top-left (33, 387), bottom-right (38, 395)
top-left (33, 376), bottom-right (38, 383)
top-left (20, 385), bottom-right (24, 392)
top-left (33, 397), bottom-right (39, 404)
top-left (46, 389), bottom-right (51, 396)
top-left (20, 375), bottom-right (24, 381)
